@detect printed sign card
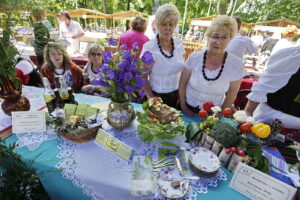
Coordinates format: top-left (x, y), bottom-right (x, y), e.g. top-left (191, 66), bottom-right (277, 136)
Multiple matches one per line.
top-left (12, 111), bottom-right (46, 133)
top-left (95, 129), bottom-right (133, 161)
top-left (230, 162), bottom-right (297, 200)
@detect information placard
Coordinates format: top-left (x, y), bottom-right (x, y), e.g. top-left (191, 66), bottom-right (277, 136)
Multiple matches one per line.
top-left (12, 111), bottom-right (46, 133)
top-left (230, 162), bottom-right (296, 200)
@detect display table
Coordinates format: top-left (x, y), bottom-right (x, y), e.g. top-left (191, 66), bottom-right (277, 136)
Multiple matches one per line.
top-left (2, 90), bottom-right (296, 200)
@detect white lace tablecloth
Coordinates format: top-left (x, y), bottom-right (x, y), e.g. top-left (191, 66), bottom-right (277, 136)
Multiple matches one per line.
top-left (55, 119), bottom-right (227, 200)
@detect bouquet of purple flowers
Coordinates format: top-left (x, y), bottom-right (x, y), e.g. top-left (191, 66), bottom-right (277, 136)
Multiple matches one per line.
top-left (94, 42), bottom-right (154, 103)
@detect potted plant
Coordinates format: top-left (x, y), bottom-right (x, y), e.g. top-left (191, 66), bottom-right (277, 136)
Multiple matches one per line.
top-left (0, 4), bottom-right (30, 115)
top-left (94, 42), bottom-right (153, 129)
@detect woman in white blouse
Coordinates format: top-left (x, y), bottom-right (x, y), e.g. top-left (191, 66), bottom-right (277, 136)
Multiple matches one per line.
top-left (179, 16), bottom-right (244, 117)
top-left (245, 46), bottom-right (300, 129)
top-left (140, 3), bottom-right (185, 108)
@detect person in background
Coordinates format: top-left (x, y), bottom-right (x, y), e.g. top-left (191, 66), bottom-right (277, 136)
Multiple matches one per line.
top-left (227, 16), bottom-right (257, 60)
top-left (271, 25), bottom-right (298, 55)
top-left (81, 44), bottom-right (108, 96)
top-left (245, 46), bottom-right (300, 129)
top-left (140, 3), bottom-right (185, 108)
top-left (32, 7), bottom-right (51, 70)
top-left (118, 17), bottom-right (149, 57)
top-left (260, 31), bottom-right (281, 56)
top-left (179, 15), bottom-right (244, 117)
top-left (59, 11), bottom-right (85, 53)
top-left (15, 55), bottom-right (43, 87)
top-left (40, 42), bottom-right (84, 92)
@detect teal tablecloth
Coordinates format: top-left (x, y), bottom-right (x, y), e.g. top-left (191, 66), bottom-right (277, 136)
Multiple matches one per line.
top-left (4, 94), bottom-right (249, 200)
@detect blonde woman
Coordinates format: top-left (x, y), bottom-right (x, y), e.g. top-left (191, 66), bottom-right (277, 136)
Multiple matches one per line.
top-left (179, 15), bottom-right (244, 117)
top-left (271, 25), bottom-right (298, 55)
top-left (140, 3), bottom-right (185, 108)
top-left (40, 42), bottom-right (84, 92)
top-left (81, 44), bottom-right (106, 95)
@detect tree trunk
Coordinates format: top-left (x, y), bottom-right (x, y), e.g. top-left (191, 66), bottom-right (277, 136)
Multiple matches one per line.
top-left (217, 0), bottom-right (228, 15)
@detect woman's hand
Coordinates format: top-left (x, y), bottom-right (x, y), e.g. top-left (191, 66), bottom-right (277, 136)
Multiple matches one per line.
top-left (181, 104), bottom-right (195, 117)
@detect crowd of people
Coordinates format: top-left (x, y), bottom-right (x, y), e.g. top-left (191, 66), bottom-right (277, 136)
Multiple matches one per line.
top-left (15, 3), bottom-right (300, 129)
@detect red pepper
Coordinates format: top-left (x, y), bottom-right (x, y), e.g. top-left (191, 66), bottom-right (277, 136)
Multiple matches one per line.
top-left (148, 113), bottom-right (156, 118)
top-left (173, 116), bottom-right (180, 121)
top-left (203, 101), bottom-right (215, 113)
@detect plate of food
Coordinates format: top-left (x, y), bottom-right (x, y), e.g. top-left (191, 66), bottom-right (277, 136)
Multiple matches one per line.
top-left (136, 97), bottom-right (185, 142)
top-left (156, 166), bottom-right (189, 199)
top-left (188, 147), bottom-right (220, 176)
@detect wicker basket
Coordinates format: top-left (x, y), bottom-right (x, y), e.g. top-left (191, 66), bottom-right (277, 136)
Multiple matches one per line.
top-left (60, 125), bottom-right (101, 143)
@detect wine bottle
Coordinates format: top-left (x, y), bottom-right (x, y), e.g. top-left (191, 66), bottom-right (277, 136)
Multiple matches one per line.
top-left (42, 77), bottom-right (56, 114)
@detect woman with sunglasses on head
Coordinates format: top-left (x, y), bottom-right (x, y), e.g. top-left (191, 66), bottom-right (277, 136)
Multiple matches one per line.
top-left (40, 42), bottom-right (84, 92)
top-left (179, 16), bottom-right (245, 117)
top-left (81, 44), bottom-right (107, 96)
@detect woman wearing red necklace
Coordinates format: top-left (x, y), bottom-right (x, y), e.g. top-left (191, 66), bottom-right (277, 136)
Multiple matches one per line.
top-left (179, 16), bottom-right (245, 117)
top-left (81, 44), bottom-right (107, 96)
top-left (140, 3), bottom-right (185, 108)
top-left (40, 42), bottom-right (84, 92)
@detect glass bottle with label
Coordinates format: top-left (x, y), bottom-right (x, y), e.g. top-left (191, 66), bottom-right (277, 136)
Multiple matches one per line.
top-left (54, 75), bottom-right (61, 89)
top-left (58, 75), bottom-right (69, 102)
top-left (54, 89), bottom-right (64, 109)
top-left (42, 77), bottom-right (56, 114)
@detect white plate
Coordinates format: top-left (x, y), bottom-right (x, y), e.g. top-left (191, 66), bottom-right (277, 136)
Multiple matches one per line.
top-left (156, 166), bottom-right (189, 199)
top-left (189, 147), bottom-right (220, 173)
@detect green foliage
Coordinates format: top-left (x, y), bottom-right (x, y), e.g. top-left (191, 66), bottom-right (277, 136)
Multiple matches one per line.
top-left (0, 141), bottom-right (50, 199)
top-left (209, 121), bottom-right (240, 148)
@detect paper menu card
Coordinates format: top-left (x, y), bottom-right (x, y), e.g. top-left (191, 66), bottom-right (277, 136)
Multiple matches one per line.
top-left (94, 129), bottom-right (133, 161)
top-left (12, 111), bottom-right (46, 133)
top-left (131, 156), bottom-right (155, 196)
top-left (230, 162), bottom-right (296, 200)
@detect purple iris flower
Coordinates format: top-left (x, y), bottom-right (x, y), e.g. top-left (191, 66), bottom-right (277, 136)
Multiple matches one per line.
top-left (132, 42), bottom-right (139, 51)
top-left (118, 60), bottom-right (128, 69)
top-left (141, 51), bottom-right (154, 65)
top-left (117, 87), bottom-right (123, 93)
top-left (99, 80), bottom-right (109, 87)
top-left (107, 69), bottom-right (115, 80)
top-left (125, 85), bottom-right (134, 94)
top-left (138, 91), bottom-right (145, 98)
top-left (120, 44), bottom-right (127, 51)
top-left (124, 72), bottom-right (133, 81)
top-left (108, 37), bottom-right (117, 46)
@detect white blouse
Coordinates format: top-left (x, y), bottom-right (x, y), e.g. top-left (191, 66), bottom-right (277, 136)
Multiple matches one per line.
top-left (83, 63), bottom-right (98, 82)
top-left (140, 37), bottom-right (185, 93)
top-left (247, 46), bottom-right (300, 129)
top-left (185, 50), bottom-right (244, 108)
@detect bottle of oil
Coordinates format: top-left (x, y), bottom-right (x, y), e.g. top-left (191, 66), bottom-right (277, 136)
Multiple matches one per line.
top-left (58, 75), bottom-right (69, 103)
top-left (42, 77), bottom-right (56, 114)
top-left (54, 89), bottom-right (64, 109)
top-left (66, 87), bottom-right (78, 105)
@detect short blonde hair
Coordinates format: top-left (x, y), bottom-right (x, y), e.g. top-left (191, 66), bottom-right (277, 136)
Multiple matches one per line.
top-left (87, 43), bottom-right (104, 63)
top-left (205, 15), bottom-right (237, 40)
top-left (282, 25), bottom-right (298, 38)
top-left (155, 3), bottom-right (180, 26)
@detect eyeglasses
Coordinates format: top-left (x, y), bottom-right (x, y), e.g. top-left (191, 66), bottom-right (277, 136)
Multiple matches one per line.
top-left (91, 53), bottom-right (102, 57)
top-left (211, 36), bottom-right (229, 41)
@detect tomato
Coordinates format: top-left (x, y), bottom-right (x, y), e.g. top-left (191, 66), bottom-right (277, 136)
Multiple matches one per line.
top-left (203, 101), bottom-right (214, 113)
top-left (223, 108), bottom-right (233, 117)
top-left (225, 148), bottom-right (232, 154)
top-left (237, 149), bottom-right (245, 157)
top-left (148, 113), bottom-right (156, 118)
top-left (231, 147), bottom-right (237, 153)
top-left (198, 109), bottom-right (208, 119)
top-left (239, 123), bottom-right (252, 132)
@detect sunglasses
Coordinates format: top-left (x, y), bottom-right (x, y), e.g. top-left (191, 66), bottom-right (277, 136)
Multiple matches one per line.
top-left (91, 53), bottom-right (102, 56)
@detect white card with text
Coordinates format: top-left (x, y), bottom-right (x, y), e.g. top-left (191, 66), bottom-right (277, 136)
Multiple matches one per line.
top-left (230, 162), bottom-right (296, 200)
top-left (12, 111), bottom-right (46, 133)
